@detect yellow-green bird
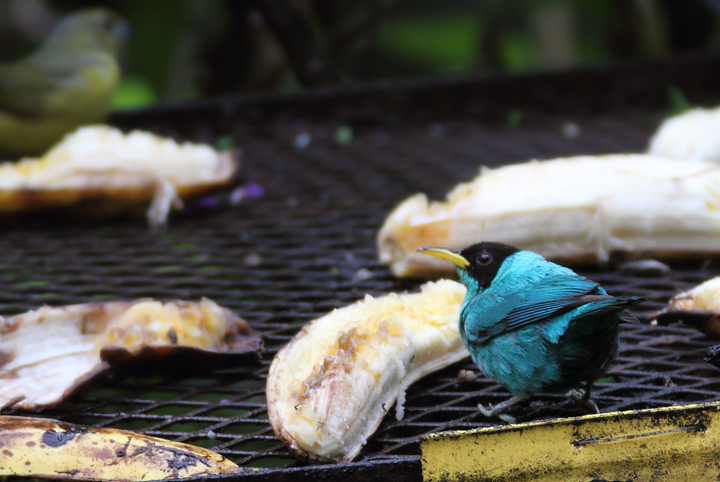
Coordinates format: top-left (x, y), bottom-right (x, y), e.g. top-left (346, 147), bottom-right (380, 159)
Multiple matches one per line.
top-left (0, 8), bottom-right (128, 157)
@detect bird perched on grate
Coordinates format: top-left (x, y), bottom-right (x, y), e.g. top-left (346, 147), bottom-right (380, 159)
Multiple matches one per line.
top-left (0, 8), bottom-right (128, 157)
top-left (420, 242), bottom-right (643, 423)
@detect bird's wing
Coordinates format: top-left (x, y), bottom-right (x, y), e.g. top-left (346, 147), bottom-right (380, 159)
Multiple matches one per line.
top-left (463, 276), bottom-right (603, 344)
top-left (0, 56), bottom-right (90, 118)
top-left (562, 295), bottom-right (644, 324)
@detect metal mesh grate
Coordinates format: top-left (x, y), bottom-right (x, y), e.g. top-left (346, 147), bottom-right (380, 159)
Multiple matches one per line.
top-left (3, 72), bottom-right (720, 476)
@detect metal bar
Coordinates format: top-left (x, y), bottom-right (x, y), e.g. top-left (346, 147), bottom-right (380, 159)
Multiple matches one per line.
top-left (422, 402), bottom-right (720, 481)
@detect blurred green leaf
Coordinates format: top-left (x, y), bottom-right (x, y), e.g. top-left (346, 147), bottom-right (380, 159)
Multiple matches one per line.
top-left (124, 0), bottom-right (186, 96)
top-left (506, 109), bottom-right (524, 127)
top-left (500, 32), bottom-right (538, 70)
top-left (112, 77), bottom-right (157, 109)
top-left (216, 135), bottom-right (235, 151)
top-left (668, 85), bottom-right (693, 116)
top-left (377, 15), bottom-right (481, 72)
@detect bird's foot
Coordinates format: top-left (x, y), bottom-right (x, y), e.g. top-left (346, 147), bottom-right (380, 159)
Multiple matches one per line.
top-left (567, 388), bottom-right (585, 401)
top-left (566, 388), bottom-right (599, 414)
top-left (478, 403), bottom-right (517, 424)
top-left (478, 403), bottom-right (515, 423)
top-left (477, 395), bottom-right (527, 424)
top-left (497, 412), bottom-right (517, 424)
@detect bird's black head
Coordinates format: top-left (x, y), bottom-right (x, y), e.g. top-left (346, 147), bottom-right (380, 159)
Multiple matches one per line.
top-left (459, 242), bottom-right (520, 288)
top-left (419, 242), bottom-right (520, 290)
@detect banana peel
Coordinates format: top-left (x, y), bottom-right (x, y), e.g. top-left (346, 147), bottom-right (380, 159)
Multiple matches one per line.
top-left (0, 415), bottom-right (240, 480)
top-left (0, 298), bottom-right (263, 410)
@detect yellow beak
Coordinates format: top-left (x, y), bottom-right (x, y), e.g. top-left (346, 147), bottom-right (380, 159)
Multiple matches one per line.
top-left (418, 247), bottom-right (470, 268)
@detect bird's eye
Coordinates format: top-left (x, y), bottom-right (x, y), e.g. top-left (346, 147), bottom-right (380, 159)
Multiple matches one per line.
top-left (477, 252), bottom-right (492, 265)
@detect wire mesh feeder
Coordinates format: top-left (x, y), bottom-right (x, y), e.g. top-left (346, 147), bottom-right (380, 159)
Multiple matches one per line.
top-left (3, 59), bottom-right (720, 480)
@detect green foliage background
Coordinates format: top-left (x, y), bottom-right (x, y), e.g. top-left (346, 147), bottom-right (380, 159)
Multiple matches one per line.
top-left (2, 0), bottom-right (718, 108)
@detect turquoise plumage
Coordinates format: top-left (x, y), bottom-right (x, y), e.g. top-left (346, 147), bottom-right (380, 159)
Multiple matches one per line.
top-left (420, 242), bottom-right (643, 423)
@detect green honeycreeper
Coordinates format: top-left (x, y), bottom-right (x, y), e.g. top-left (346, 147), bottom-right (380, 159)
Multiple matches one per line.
top-left (420, 242), bottom-right (643, 423)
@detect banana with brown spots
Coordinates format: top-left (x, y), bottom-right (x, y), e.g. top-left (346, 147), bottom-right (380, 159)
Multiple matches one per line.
top-left (0, 416), bottom-right (240, 480)
top-left (266, 280), bottom-right (468, 462)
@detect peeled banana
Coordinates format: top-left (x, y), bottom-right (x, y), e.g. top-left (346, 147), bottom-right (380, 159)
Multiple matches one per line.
top-left (0, 125), bottom-right (239, 228)
top-left (266, 279), bottom-right (467, 462)
top-left (648, 107), bottom-right (720, 162)
top-left (653, 276), bottom-right (720, 339)
top-left (0, 415), bottom-right (239, 480)
top-left (378, 155), bottom-right (720, 278)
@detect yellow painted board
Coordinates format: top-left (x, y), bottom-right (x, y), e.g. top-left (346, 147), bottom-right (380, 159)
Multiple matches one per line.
top-left (422, 401), bottom-right (720, 481)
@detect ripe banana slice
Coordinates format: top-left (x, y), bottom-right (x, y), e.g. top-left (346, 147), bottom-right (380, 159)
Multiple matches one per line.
top-left (0, 415), bottom-right (239, 480)
top-left (378, 155), bottom-right (720, 278)
top-left (666, 277), bottom-right (720, 312)
top-left (266, 279), bottom-right (467, 462)
top-left (653, 276), bottom-right (720, 339)
top-left (648, 107), bottom-right (720, 161)
top-left (0, 125), bottom-right (239, 228)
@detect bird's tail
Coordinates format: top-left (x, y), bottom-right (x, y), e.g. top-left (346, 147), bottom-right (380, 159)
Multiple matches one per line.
top-left (618, 296), bottom-right (646, 324)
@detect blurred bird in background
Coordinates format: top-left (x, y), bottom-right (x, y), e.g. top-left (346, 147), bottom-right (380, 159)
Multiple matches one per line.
top-left (0, 8), bottom-right (128, 157)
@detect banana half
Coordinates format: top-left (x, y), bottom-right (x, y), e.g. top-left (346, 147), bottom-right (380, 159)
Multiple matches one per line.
top-left (0, 415), bottom-right (239, 480)
top-left (378, 155), bottom-right (720, 278)
top-left (0, 125), bottom-right (239, 228)
top-left (653, 276), bottom-right (720, 339)
top-left (266, 280), bottom-right (468, 462)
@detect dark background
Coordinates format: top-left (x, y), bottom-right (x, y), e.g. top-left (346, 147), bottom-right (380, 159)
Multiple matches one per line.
top-left (2, 0), bottom-right (719, 108)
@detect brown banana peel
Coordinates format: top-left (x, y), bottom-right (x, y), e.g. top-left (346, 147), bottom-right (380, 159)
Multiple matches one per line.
top-left (0, 415), bottom-right (240, 480)
top-left (0, 298), bottom-right (263, 410)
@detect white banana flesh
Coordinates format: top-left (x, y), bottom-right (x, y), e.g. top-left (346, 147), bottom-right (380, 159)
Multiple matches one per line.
top-left (648, 107), bottom-right (720, 161)
top-left (653, 276), bottom-right (720, 339)
top-left (266, 280), bottom-right (467, 462)
top-left (378, 154), bottom-right (720, 278)
top-left (668, 276), bottom-right (720, 312)
top-left (0, 125), bottom-right (239, 228)
top-left (0, 415), bottom-right (239, 480)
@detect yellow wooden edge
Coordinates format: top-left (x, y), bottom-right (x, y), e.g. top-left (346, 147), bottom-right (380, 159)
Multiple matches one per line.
top-left (421, 401), bottom-right (720, 482)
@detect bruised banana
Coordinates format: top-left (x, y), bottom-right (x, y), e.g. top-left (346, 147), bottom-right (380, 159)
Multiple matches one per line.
top-left (378, 154), bottom-right (720, 278)
top-left (0, 415), bottom-right (239, 480)
top-left (267, 279), bottom-right (467, 463)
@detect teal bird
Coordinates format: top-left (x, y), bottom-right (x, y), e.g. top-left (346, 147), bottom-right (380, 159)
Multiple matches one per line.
top-left (420, 242), bottom-right (643, 423)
